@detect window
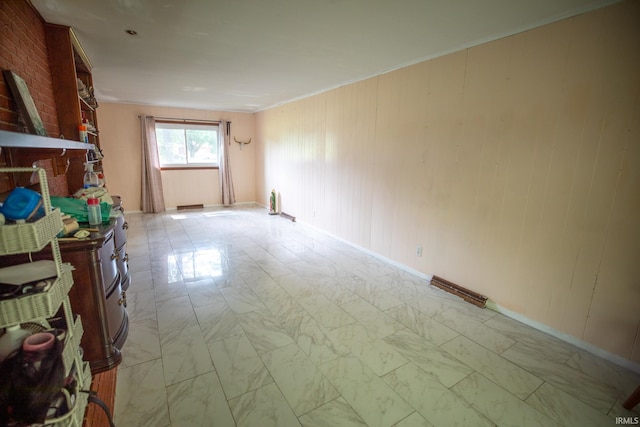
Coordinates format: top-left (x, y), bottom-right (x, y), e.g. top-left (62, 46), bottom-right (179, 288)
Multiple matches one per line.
top-left (155, 121), bottom-right (219, 168)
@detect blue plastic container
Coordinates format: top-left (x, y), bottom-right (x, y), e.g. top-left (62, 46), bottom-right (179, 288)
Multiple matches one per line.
top-left (0, 187), bottom-right (44, 221)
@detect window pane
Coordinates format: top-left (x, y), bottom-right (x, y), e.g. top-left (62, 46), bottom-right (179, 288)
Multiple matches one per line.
top-left (186, 129), bottom-right (218, 164)
top-left (155, 122), bottom-right (219, 167)
top-left (157, 128), bottom-right (186, 165)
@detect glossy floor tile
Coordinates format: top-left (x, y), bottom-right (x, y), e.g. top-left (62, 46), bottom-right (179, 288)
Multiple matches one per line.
top-left (115, 205), bottom-right (640, 426)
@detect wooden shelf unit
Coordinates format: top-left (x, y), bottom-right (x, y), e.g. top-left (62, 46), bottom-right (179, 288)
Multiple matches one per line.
top-left (44, 24), bottom-right (102, 193)
top-left (45, 24), bottom-right (98, 145)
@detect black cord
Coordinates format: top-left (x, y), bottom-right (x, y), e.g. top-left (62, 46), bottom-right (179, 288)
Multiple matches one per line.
top-left (81, 390), bottom-right (116, 427)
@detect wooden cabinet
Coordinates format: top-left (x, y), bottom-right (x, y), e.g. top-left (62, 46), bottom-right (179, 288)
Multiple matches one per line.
top-left (44, 24), bottom-right (98, 145)
top-left (44, 23), bottom-right (102, 193)
top-left (2, 220), bottom-right (130, 374)
top-left (58, 224), bottom-right (129, 374)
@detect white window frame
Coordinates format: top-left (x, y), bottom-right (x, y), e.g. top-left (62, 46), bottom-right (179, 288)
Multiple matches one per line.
top-left (155, 120), bottom-right (220, 169)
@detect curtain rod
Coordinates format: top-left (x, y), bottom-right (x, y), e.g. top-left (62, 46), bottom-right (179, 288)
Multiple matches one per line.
top-left (137, 115), bottom-right (229, 124)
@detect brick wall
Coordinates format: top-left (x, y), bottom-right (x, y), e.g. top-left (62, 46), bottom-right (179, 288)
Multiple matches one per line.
top-left (0, 0), bottom-right (59, 135)
top-left (33, 158), bottom-right (69, 196)
top-left (0, 0), bottom-right (69, 196)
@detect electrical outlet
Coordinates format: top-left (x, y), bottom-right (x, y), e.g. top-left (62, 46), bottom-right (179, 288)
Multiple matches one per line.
top-left (416, 245), bottom-right (423, 257)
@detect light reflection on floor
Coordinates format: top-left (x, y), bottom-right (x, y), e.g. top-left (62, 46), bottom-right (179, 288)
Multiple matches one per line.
top-left (173, 248), bottom-right (225, 280)
top-left (114, 204), bottom-right (640, 427)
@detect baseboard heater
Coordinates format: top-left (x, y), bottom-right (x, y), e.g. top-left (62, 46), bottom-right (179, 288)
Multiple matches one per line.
top-left (177, 204), bottom-right (204, 210)
top-left (430, 275), bottom-right (488, 308)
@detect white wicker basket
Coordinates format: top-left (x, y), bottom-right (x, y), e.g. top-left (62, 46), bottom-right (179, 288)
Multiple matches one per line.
top-left (0, 167), bottom-right (63, 255)
top-left (0, 314), bottom-right (83, 377)
top-left (62, 315), bottom-right (84, 375)
top-left (0, 264), bottom-right (74, 325)
top-left (0, 208), bottom-right (63, 255)
top-left (40, 361), bottom-right (92, 427)
top-left (0, 167), bottom-right (91, 426)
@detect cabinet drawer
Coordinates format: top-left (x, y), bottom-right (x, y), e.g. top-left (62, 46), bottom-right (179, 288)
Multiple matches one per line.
top-left (118, 257), bottom-right (130, 292)
top-left (113, 213), bottom-right (128, 250)
top-left (99, 233), bottom-right (118, 293)
top-left (105, 278), bottom-right (127, 343)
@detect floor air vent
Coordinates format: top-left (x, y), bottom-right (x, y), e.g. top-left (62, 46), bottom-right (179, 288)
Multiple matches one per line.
top-left (430, 275), bottom-right (488, 308)
top-left (177, 204), bottom-right (204, 210)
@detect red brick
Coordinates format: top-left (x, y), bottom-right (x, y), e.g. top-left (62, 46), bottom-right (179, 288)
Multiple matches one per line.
top-left (5, 10), bottom-right (48, 85)
top-left (0, 0), bottom-right (58, 136)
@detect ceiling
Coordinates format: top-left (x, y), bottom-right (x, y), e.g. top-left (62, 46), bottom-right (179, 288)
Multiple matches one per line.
top-left (32, 0), bottom-right (617, 113)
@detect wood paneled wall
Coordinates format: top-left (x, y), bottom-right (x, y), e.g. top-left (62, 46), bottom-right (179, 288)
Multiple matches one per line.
top-left (255, 0), bottom-right (640, 363)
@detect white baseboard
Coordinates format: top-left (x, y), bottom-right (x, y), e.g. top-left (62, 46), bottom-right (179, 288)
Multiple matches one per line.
top-left (125, 201), bottom-right (257, 215)
top-left (295, 218), bottom-right (640, 375)
top-left (295, 218), bottom-right (432, 282)
top-left (486, 301), bottom-right (640, 375)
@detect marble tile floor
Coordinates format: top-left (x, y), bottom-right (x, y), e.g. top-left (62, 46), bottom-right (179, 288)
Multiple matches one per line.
top-left (113, 205), bottom-right (640, 427)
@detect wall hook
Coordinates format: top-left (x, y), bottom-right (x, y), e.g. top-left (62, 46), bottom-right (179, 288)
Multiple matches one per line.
top-left (234, 136), bottom-right (252, 150)
top-left (30, 162), bottom-right (39, 184)
top-left (60, 148), bottom-right (67, 157)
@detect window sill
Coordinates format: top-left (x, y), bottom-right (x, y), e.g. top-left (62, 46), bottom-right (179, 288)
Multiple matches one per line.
top-left (160, 166), bottom-right (219, 171)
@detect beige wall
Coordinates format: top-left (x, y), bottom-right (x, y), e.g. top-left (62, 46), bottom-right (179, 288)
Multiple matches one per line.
top-left (97, 103), bottom-right (255, 210)
top-left (255, 1), bottom-right (640, 363)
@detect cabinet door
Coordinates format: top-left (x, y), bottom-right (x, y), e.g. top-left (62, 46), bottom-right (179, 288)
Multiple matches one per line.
top-left (104, 276), bottom-right (127, 349)
top-left (113, 214), bottom-right (130, 291)
top-left (99, 234), bottom-right (119, 295)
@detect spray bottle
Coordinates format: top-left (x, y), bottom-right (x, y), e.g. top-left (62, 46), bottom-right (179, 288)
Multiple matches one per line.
top-left (83, 162), bottom-right (99, 188)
